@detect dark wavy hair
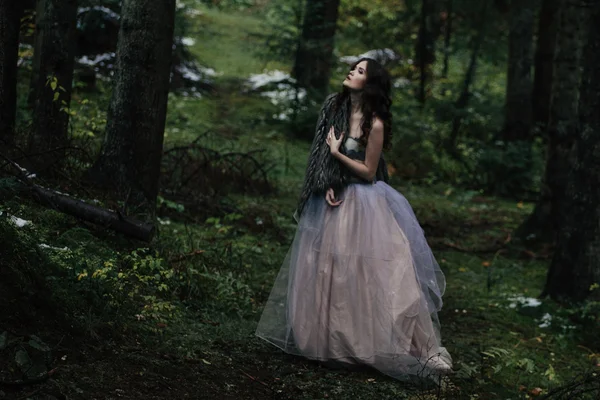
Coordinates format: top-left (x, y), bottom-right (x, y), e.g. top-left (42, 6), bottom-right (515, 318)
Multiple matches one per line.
top-left (335, 57), bottom-right (393, 150)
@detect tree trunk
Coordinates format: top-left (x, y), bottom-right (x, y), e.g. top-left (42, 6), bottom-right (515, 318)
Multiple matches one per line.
top-left (415, 0), bottom-right (443, 105)
top-left (447, 0), bottom-right (489, 151)
top-left (90, 0), bottom-right (176, 221)
top-left (27, 0), bottom-right (43, 107)
top-left (532, 0), bottom-right (560, 136)
top-left (417, 0), bottom-right (430, 105)
top-left (292, 0), bottom-right (341, 100)
top-left (495, 0), bottom-right (537, 196)
top-left (516, 0), bottom-right (587, 242)
top-left (441, 0), bottom-right (454, 79)
top-left (28, 0), bottom-right (77, 169)
top-left (545, 2), bottom-right (600, 302)
top-left (502, 0), bottom-right (535, 141)
top-left (0, 0), bottom-right (25, 144)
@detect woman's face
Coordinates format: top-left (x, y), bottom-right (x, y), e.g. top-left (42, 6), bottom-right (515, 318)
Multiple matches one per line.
top-left (343, 60), bottom-right (368, 90)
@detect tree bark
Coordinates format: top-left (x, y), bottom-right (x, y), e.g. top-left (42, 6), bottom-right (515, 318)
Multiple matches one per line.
top-left (517, 0), bottom-right (587, 241)
top-left (31, 185), bottom-right (155, 242)
top-left (0, 0), bottom-right (25, 144)
top-left (27, 0), bottom-right (43, 107)
top-left (415, 0), bottom-right (443, 105)
top-left (0, 152), bottom-right (156, 241)
top-left (545, 1), bottom-right (600, 302)
top-left (441, 0), bottom-right (454, 79)
top-left (502, 0), bottom-right (535, 141)
top-left (447, 0), bottom-right (489, 151)
top-left (90, 0), bottom-right (176, 220)
top-left (493, 0), bottom-right (537, 197)
top-left (292, 0), bottom-right (341, 100)
top-left (532, 0), bottom-right (560, 136)
top-left (28, 0), bottom-right (78, 169)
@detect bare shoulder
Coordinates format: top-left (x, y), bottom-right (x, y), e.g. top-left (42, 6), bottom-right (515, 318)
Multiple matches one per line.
top-left (372, 117), bottom-right (384, 128)
top-left (366, 117), bottom-right (384, 148)
top-left (371, 117), bottom-right (384, 134)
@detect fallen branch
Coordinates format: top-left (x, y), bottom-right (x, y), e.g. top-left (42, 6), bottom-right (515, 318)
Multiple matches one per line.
top-left (0, 368), bottom-right (58, 387)
top-left (30, 185), bottom-right (155, 242)
top-left (237, 369), bottom-right (273, 391)
top-left (435, 232), bottom-right (512, 254)
top-left (540, 370), bottom-right (600, 399)
top-left (437, 241), bottom-right (506, 254)
top-left (17, 388), bottom-right (44, 400)
top-left (162, 142), bottom-right (273, 198)
top-left (0, 153), bottom-right (155, 242)
top-left (170, 250), bottom-right (206, 263)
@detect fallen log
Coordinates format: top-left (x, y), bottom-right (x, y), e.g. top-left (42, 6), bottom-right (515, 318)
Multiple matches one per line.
top-left (30, 185), bottom-right (155, 242)
top-left (1, 152), bottom-right (155, 241)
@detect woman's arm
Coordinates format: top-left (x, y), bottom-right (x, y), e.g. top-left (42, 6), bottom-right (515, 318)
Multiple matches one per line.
top-left (326, 119), bottom-right (384, 181)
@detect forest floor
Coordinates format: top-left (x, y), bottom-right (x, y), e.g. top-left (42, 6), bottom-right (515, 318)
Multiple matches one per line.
top-left (1, 2), bottom-right (599, 399)
top-left (2, 182), bottom-right (598, 399)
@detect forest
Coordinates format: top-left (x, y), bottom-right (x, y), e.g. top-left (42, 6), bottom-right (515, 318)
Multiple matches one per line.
top-left (0, 0), bottom-right (599, 398)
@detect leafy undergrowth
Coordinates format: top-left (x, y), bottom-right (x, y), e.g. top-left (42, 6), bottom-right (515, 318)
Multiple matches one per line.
top-left (2, 178), bottom-right (599, 399)
top-left (162, 184), bottom-right (599, 400)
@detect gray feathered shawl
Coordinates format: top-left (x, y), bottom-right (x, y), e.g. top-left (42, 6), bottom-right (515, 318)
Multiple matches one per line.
top-left (294, 93), bottom-right (389, 221)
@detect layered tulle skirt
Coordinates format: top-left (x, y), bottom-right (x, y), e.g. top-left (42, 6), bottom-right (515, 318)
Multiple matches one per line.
top-left (256, 182), bottom-right (451, 380)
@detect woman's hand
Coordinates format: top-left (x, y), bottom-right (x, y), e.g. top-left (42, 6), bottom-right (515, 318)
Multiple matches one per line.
top-left (325, 188), bottom-right (343, 207)
top-left (325, 126), bottom-right (344, 156)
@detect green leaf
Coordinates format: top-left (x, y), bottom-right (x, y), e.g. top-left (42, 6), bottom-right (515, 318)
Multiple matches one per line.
top-left (28, 335), bottom-right (50, 352)
top-left (53, 92), bottom-right (60, 101)
top-left (544, 364), bottom-right (556, 381)
top-left (50, 79), bottom-right (57, 91)
top-left (517, 358), bottom-right (535, 373)
top-left (15, 349), bottom-right (32, 370)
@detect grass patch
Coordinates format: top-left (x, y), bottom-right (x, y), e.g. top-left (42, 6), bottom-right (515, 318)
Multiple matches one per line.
top-left (181, 2), bottom-right (285, 78)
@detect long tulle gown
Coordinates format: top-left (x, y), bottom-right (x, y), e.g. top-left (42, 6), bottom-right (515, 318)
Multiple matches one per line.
top-left (256, 138), bottom-right (452, 380)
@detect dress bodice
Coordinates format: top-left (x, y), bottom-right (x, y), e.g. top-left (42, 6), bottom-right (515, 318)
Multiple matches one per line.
top-left (342, 136), bottom-right (389, 185)
top-left (344, 136), bottom-right (363, 152)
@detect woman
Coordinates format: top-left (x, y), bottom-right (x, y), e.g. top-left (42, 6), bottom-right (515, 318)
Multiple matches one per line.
top-left (256, 58), bottom-right (452, 380)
